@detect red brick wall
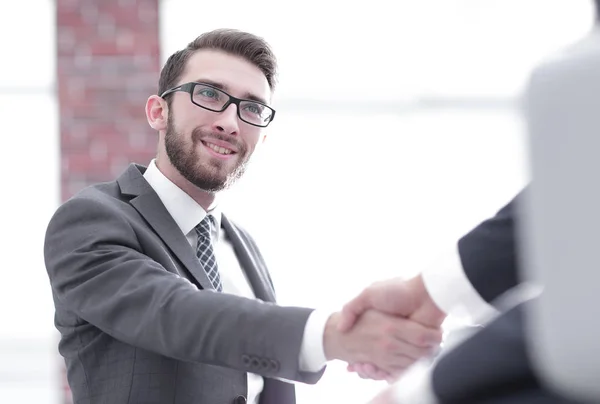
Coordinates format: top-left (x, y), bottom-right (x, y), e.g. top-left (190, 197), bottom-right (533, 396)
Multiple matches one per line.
top-left (55, 1), bottom-right (161, 400)
top-left (56, 0), bottom-right (161, 202)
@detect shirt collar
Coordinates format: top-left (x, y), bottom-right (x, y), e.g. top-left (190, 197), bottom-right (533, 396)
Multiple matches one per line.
top-left (143, 159), bottom-right (222, 240)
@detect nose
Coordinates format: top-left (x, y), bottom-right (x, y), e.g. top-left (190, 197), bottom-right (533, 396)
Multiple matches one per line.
top-left (212, 103), bottom-right (239, 135)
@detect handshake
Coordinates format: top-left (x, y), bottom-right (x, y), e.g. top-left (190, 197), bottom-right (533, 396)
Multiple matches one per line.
top-left (322, 274), bottom-right (447, 382)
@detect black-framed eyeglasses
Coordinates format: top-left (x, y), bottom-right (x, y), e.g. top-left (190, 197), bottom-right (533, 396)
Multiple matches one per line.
top-left (160, 82), bottom-right (276, 127)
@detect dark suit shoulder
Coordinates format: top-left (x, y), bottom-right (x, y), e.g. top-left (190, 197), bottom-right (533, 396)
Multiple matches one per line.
top-left (63, 176), bottom-right (126, 205)
top-left (56, 177), bottom-right (145, 229)
top-left (61, 163), bottom-right (148, 208)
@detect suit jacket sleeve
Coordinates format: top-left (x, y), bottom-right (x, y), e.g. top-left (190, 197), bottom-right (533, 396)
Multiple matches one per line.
top-left (431, 303), bottom-right (533, 403)
top-left (44, 196), bottom-right (324, 384)
top-left (388, 304), bottom-right (532, 404)
top-left (421, 189), bottom-right (525, 322)
top-left (457, 189), bottom-right (524, 305)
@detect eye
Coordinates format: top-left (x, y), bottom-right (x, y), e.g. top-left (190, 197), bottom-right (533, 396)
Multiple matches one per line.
top-left (194, 86), bottom-right (221, 100)
top-left (243, 102), bottom-right (264, 115)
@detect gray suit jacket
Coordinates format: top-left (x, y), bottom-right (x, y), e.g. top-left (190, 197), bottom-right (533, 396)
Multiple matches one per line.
top-left (44, 164), bottom-right (324, 404)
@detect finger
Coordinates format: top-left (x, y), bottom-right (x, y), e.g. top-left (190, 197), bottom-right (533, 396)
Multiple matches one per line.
top-left (388, 337), bottom-right (439, 361)
top-left (368, 338), bottom-right (425, 375)
top-left (375, 370), bottom-right (393, 381)
top-left (390, 317), bottom-right (443, 348)
top-left (347, 363), bottom-right (356, 372)
top-left (388, 353), bottom-right (417, 369)
top-left (378, 318), bottom-right (440, 360)
top-left (361, 370), bottom-right (389, 381)
top-left (338, 293), bottom-right (371, 332)
top-left (358, 360), bottom-right (406, 381)
top-left (347, 363), bottom-right (367, 373)
top-left (351, 363), bottom-right (368, 374)
top-left (373, 367), bottom-right (406, 382)
top-left (351, 363), bottom-right (385, 380)
top-left (362, 364), bottom-right (392, 381)
top-left (340, 278), bottom-right (415, 332)
top-left (359, 363), bottom-right (379, 379)
top-left (354, 364), bottom-right (390, 381)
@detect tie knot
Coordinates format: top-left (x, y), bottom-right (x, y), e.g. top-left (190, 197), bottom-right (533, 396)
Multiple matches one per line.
top-left (195, 215), bottom-right (213, 239)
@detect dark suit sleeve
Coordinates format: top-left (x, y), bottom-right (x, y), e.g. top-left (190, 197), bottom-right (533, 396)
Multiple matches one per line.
top-left (432, 304), bottom-right (530, 402)
top-left (457, 189), bottom-right (525, 305)
top-left (44, 196), bottom-right (323, 384)
top-left (431, 302), bottom-right (580, 404)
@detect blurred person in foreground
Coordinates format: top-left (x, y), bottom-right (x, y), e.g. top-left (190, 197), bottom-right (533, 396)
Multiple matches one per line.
top-left (340, 3), bottom-right (600, 403)
top-left (43, 28), bottom-right (442, 404)
top-left (339, 192), bottom-right (541, 403)
top-left (342, 185), bottom-right (585, 402)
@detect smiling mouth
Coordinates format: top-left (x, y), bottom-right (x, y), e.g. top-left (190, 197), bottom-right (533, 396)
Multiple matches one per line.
top-left (201, 141), bottom-right (235, 156)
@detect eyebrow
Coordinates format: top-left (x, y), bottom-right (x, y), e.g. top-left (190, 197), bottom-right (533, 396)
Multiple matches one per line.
top-left (193, 79), bottom-right (268, 105)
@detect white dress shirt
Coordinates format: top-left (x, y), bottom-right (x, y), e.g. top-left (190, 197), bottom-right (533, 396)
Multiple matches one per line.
top-left (421, 247), bottom-right (498, 325)
top-left (143, 160), bottom-right (328, 404)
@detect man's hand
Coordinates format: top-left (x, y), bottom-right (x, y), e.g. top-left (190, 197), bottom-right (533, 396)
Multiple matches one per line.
top-left (339, 274), bottom-right (446, 331)
top-left (323, 309), bottom-right (442, 380)
top-left (338, 274), bottom-right (447, 381)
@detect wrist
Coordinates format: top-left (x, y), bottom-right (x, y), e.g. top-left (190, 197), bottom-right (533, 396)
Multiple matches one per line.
top-left (323, 312), bottom-right (343, 361)
top-left (410, 274), bottom-right (447, 328)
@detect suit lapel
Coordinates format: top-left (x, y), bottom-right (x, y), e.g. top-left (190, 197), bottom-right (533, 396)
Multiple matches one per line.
top-left (117, 164), bottom-right (215, 290)
top-left (221, 215), bottom-right (276, 303)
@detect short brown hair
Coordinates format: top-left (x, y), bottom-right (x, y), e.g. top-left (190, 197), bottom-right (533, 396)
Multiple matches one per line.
top-left (158, 28), bottom-right (278, 100)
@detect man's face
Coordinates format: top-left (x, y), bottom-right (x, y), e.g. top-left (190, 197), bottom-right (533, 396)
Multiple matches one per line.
top-left (163, 49), bottom-right (271, 192)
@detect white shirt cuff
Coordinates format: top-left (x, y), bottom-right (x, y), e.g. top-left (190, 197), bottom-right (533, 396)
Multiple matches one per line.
top-left (421, 246), bottom-right (498, 324)
top-left (298, 308), bottom-right (331, 372)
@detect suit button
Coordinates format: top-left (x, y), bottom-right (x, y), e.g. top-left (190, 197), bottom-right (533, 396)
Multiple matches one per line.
top-left (233, 395), bottom-right (246, 404)
top-left (269, 359), bottom-right (279, 371)
top-left (242, 355), bottom-right (251, 366)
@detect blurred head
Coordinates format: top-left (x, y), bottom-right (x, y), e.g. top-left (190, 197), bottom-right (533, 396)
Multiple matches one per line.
top-left (145, 28), bottom-right (278, 193)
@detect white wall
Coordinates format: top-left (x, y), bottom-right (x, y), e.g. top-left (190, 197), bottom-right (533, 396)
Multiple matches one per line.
top-left (160, 1), bottom-right (593, 402)
top-left (0, 1), bottom-right (61, 403)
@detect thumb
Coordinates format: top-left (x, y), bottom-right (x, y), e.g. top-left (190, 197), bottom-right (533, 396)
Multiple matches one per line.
top-left (337, 291), bottom-right (371, 332)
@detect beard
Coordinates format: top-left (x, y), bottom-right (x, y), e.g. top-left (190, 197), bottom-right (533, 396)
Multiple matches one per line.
top-left (164, 115), bottom-right (251, 193)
